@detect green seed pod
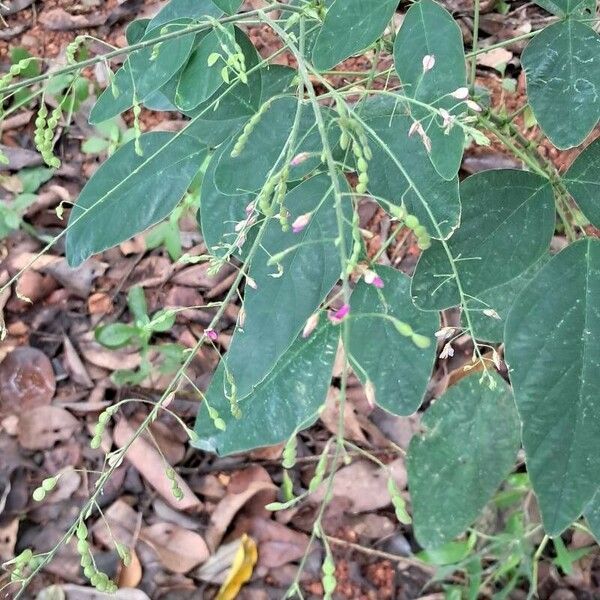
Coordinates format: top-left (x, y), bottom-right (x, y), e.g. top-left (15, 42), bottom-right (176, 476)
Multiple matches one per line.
top-left (358, 172), bottom-right (369, 185)
top-left (90, 573), bottom-right (101, 587)
top-left (16, 549), bottom-right (33, 566)
top-left (32, 487), bottom-right (46, 502)
top-left (83, 565), bottom-right (94, 579)
top-left (90, 435), bottom-right (101, 449)
top-left (9, 64), bottom-right (21, 76)
top-left (417, 238), bottom-right (431, 251)
top-left (214, 417), bottom-right (226, 430)
top-left (77, 521), bottom-right (88, 540)
top-left (77, 539), bottom-right (89, 555)
top-left (411, 333), bottom-right (431, 349)
top-left (356, 182), bottom-right (367, 195)
top-left (81, 554), bottom-right (92, 568)
top-left (404, 214), bottom-right (419, 230)
top-left (282, 434), bottom-right (297, 469)
top-left (339, 130), bottom-right (350, 150)
top-left (357, 157), bottom-right (368, 173)
top-left (394, 320), bottom-right (413, 337)
top-left (41, 476), bottom-right (58, 492)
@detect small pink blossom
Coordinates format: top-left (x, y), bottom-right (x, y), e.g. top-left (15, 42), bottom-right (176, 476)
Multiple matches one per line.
top-left (329, 303), bottom-right (350, 324)
top-left (451, 87), bottom-right (469, 100)
top-left (205, 328), bottom-right (218, 341)
top-left (422, 54), bottom-right (435, 72)
top-left (290, 152), bottom-right (310, 167)
top-left (302, 312), bottom-right (320, 338)
top-left (364, 270), bottom-right (384, 289)
top-left (246, 276), bottom-right (257, 289)
top-left (245, 201), bottom-right (255, 217)
top-left (292, 213), bottom-right (311, 234)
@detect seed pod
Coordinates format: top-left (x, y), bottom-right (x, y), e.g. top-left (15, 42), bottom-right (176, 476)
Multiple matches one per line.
top-left (282, 434), bottom-right (297, 469)
top-left (32, 487), bottom-right (46, 502)
top-left (404, 214), bottom-right (419, 230)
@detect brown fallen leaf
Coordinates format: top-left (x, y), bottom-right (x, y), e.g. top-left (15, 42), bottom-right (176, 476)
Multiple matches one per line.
top-left (0, 518), bottom-right (18, 560)
top-left (62, 335), bottom-right (93, 388)
top-left (118, 548), bottom-right (143, 589)
top-left (310, 458), bottom-right (407, 514)
top-left (247, 517), bottom-right (309, 569)
top-left (17, 406), bottom-right (79, 450)
top-left (78, 331), bottom-right (142, 371)
top-left (92, 499), bottom-right (140, 549)
top-left (321, 387), bottom-right (369, 444)
top-left (61, 585), bottom-right (150, 599)
top-left (140, 522), bottom-right (210, 573)
top-left (113, 418), bottom-right (202, 511)
top-left (206, 467), bottom-right (277, 552)
top-left (0, 346), bottom-right (56, 413)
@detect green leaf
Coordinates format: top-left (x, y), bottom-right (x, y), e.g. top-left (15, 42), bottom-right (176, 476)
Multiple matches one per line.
top-left (127, 286), bottom-right (148, 322)
top-left (213, 97), bottom-right (329, 195)
top-left (147, 0), bottom-right (222, 30)
top-left (505, 238), bottom-right (600, 535)
top-left (174, 26), bottom-right (236, 111)
top-left (346, 266), bottom-right (437, 415)
top-left (416, 534), bottom-right (476, 566)
top-left (199, 145), bottom-right (252, 259)
top-left (522, 20), bottom-right (600, 149)
top-left (223, 174), bottom-right (351, 399)
top-left (408, 373), bottom-right (520, 548)
top-left (90, 23), bottom-right (195, 124)
top-left (564, 138), bottom-right (600, 229)
top-left (534, 0), bottom-right (592, 16)
top-left (363, 97), bottom-right (461, 240)
top-left (193, 322), bottom-right (338, 455)
top-left (212, 0), bottom-right (242, 13)
top-left (583, 490), bottom-right (600, 543)
top-left (95, 323), bottom-right (139, 349)
top-left (81, 137), bottom-right (111, 155)
top-left (66, 131), bottom-right (207, 266)
top-left (312, 0), bottom-right (398, 72)
top-left (18, 167), bottom-right (54, 194)
top-left (469, 254), bottom-right (550, 343)
top-left (393, 0), bottom-right (467, 180)
top-left (411, 169), bottom-right (555, 310)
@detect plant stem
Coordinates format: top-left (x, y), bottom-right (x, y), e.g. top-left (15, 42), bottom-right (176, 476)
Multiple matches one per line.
top-left (470, 0), bottom-right (481, 90)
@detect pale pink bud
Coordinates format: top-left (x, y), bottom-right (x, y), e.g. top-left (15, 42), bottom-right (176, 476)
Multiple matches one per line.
top-left (483, 308), bottom-right (501, 320)
top-left (466, 100), bottom-right (482, 112)
top-left (422, 55), bottom-right (435, 72)
top-left (290, 152), bottom-right (310, 167)
top-left (292, 213), bottom-right (311, 234)
top-left (364, 270), bottom-right (384, 289)
top-left (205, 328), bottom-right (218, 341)
top-left (439, 108), bottom-right (454, 128)
top-left (302, 312), bottom-right (320, 338)
top-left (409, 120), bottom-right (424, 137)
top-left (451, 87), bottom-right (469, 100)
top-left (246, 276), bottom-right (257, 289)
top-left (245, 201), bottom-right (255, 217)
top-left (421, 133), bottom-right (432, 153)
top-left (329, 303), bottom-right (350, 324)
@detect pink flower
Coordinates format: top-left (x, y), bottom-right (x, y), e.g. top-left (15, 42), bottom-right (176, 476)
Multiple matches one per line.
top-left (422, 55), bottom-right (435, 72)
top-left (292, 213), bottom-right (311, 234)
top-left (290, 152), bottom-right (310, 167)
top-left (329, 303), bottom-right (350, 324)
top-left (205, 328), bottom-right (218, 341)
top-left (364, 270), bottom-right (384, 289)
top-left (466, 100), bottom-right (482, 113)
top-left (451, 87), bottom-right (469, 100)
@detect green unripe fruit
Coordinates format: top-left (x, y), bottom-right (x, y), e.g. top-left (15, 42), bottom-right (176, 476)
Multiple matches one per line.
top-left (41, 477), bottom-right (58, 492)
top-left (10, 64), bottom-right (21, 76)
top-left (356, 182), bottom-right (367, 195)
top-left (417, 238), bottom-right (431, 251)
top-left (90, 436), bottom-right (101, 449)
top-left (38, 105), bottom-right (48, 118)
top-left (90, 573), bottom-right (101, 587)
top-left (357, 157), bottom-right (368, 172)
top-left (47, 117), bottom-right (58, 129)
top-left (35, 117), bottom-right (46, 128)
top-left (404, 215), bottom-right (419, 230)
top-left (32, 487), bottom-right (46, 502)
top-left (394, 321), bottom-right (413, 337)
top-left (413, 225), bottom-right (428, 238)
top-left (77, 521), bottom-right (88, 540)
top-left (358, 172), bottom-right (369, 185)
top-left (411, 333), bottom-right (431, 349)
top-left (77, 539), bottom-right (89, 554)
top-left (83, 565), bottom-right (95, 579)
top-left (81, 554), bottom-right (92, 568)
top-left (44, 129), bottom-right (53, 142)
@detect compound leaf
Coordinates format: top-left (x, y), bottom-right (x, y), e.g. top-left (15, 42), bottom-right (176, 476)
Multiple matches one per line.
top-left (534, 0), bottom-right (593, 16)
top-left (147, 0), bottom-right (222, 29)
top-left (393, 0), bottom-right (467, 179)
top-left (66, 131), bottom-right (207, 266)
top-left (564, 138), bottom-right (600, 228)
top-left (312, 0), bottom-right (398, 72)
top-left (193, 322), bottom-right (338, 455)
top-left (411, 169), bottom-right (555, 310)
top-left (407, 373), bottom-right (520, 548)
top-left (363, 97), bottom-right (461, 240)
top-left (522, 20), bottom-right (600, 149)
top-left (210, 0), bottom-right (243, 14)
top-left (346, 266), bottom-right (437, 415)
top-left (505, 238), bottom-right (600, 535)
top-left (223, 174), bottom-right (351, 399)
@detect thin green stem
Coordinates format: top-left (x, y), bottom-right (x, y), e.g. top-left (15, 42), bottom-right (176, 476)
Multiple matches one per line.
top-left (470, 0), bottom-right (481, 90)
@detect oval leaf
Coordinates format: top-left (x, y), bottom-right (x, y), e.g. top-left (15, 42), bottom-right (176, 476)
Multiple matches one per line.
top-left (564, 138), bottom-right (600, 228)
top-left (312, 0), bottom-right (398, 72)
top-left (522, 20), bottom-right (600, 149)
top-left (346, 266), bottom-right (437, 415)
top-left (393, 0), bottom-right (467, 179)
top-left (505, 238), bottom-right (600, 535)
top-left (194, 323), bottom-right (338, 455)
top-left (222, 174), bottom-right (351, 399)
top-left (411, 169), bottom-right (555, 310)
top-left (407, 373), bottom-right (520, 548)
top-left (67, 131), bottom-right (207, 266)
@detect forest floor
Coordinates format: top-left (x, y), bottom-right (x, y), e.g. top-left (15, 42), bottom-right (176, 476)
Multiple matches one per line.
top-left (1, 1), bottom-right (600, 599)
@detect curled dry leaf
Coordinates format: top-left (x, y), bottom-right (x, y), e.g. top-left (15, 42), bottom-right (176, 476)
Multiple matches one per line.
top-left (321, 387), bottom-right (369, 444)
top-left (18, 406), bottom-right (79, 450)
top-left (0, 518), bottom-right (18, 560)
top-left (118, 548), bottom-right (143, 589)
top-left (62, 335), bottom-right (93, 388)
top-left (310, 458), bottom-right (407, 514)
top-left (92, 499), bottom-right (139, 549)
top-left (206, 466), bottom-right (277, 552)
top-left (0, 347), bottom-right (56, 413)
top-left (140, 522), bottom-right (210, 573)
top-left (113, 418), bottom-right (202, 511)
top-left (78, 331), bottom-right (142, 371)
top-left (248, 517), bottom-right (309, 569)
top-left (216, 534), bottom-right (257, 600)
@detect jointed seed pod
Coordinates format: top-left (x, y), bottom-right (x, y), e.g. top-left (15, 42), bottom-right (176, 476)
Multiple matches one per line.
top-left (66, 36), bottom-right (86, 64)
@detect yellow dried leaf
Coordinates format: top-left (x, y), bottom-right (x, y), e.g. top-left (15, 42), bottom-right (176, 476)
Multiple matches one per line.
top-left (215, 534), bottom-right (258, 600)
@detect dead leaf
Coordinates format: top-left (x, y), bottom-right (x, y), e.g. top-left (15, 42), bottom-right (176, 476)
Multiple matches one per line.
top-left (206, 467), bottom-right (277, 552)
top-left (321, 387), bottom-right (369, 444)
top-left (248, 517), bottom-right (309, 569)
top-left (0, 347), bottom-right (56, 413)
top-left (78, 331), bottom-right (142, 371)
top-left (477, 47), bottom-right (513, 71)
top-left (0, 518), bottom-right (18, 560)
top-left (113, 418), bottom-right (202, 511)
top-left (216, 534), bottom-right (258, 600)
top-left (17, 406), bottom-right (79, 450)
top-left (61, 585), bottom-right (150, 599)
top-left (62, 335), bottom-right (93, 388)
top-left (87, 292), bottom-right (113, 315)
top-left (92, 499), bottom-right (140, 549)
top-left (310, 458), bottom-right (407, 513)
top-left (118, 548), bottom-right (142, 589)
top-left (140, 522), bottom-right (209, 573)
